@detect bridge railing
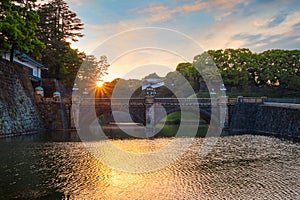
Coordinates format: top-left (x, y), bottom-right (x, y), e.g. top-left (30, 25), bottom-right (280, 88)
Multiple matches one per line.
top-left (264, 98), bottom-right (300, 104)
top-left (228, 97), bottom-right (264, 104)
top-left (94, 98), bottom-right (145, 106)
top-left (79, 98), bottom-right (214, 106)
top-left (229, 97), bottom-right (300, 104)
top-left (155, 98), bottom-right (212, 104)
top-left (242, 97), bottom-right (264, 103)
top-left (78, 97), bottom-right (271, 107)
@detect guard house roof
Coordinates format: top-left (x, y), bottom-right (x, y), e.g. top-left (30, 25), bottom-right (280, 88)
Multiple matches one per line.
top-left (15, 50), bottom-right (47, 69)
top-left (142, 73), bottom-right (164, 90)
top-left (143, 73), bottom-right (161, 84)
top-left (35, 86), bottom-right (44, 91)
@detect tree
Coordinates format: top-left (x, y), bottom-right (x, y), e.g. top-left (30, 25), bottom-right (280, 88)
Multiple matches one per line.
top-left (176, 62), bottom-right (202, 91)
top-left (193, 52), bottom-right (222, 91)
top-left (37, 0), bottom-right (83, 43)
top-left (77, 55), bottom-right (110, 91)
top-left (0, 0), bottom-right (45, 61)
top-left (208, 48), bottom-right (252, 90)
top-left (36, 0), bottom-right (84, 81)
top-left (60, 46), bottom-right (85, 88)
top-left (179, 48), bottom-right (300, 96)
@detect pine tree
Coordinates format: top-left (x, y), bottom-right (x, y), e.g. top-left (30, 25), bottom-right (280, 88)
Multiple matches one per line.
top-left (36, 0), bottom-right (84, 80)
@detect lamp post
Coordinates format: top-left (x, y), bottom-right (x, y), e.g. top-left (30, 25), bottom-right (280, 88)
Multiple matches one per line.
top-left (220, 84), bottom-right (227, 96)
top-left (210, 88), bottom-right (216, 98)
top-left (142, 75), bottom-right (164, 138)
top-left (72, 83), bottom-right (80, 102)
top-left (72, 83), bottom-right (79, 93)
top-left (82, 88), bottom-right (89, 95)
top-left (219, 84), bottom-right (228, 129)
top-left (72, 83), bottom-right (80, 128)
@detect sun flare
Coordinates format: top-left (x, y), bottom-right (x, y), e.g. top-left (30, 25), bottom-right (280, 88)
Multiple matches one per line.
top-left (96, 81), bottom-right (104, 88)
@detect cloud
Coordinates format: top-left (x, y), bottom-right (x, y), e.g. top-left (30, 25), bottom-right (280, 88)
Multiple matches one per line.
top-left (174, 1), bottom-right (209, 13)
top-left (71, 0), bottom-right (300, 83)
top-left (267, 12), bottom-right (288, 28)
top-left (74, 26), bottom-right (205, 81)
top-left (293, 22), bottom-right (300, 30)
top-left (139, 5), bottom-right (168, 13)
top-left (147, 13), bottom-right (173, 23)
top-left (215, 11), bottom-right (232, 21)
top-left (103, 49), bottom-right (186, 81)
top-left (232, 33), bottom-right (262, 41)
top-left (199, 9), bottom-right (300, 52)
top-left (136, 0), bottom-right (244, 23)
top-left (254, 43), bottom-right (267, 48)
top-left (174, 0), bottom-right (244, 13)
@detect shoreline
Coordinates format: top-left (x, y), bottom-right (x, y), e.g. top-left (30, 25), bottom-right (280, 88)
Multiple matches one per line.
top-left (1, 127), bottom-right (299, 143)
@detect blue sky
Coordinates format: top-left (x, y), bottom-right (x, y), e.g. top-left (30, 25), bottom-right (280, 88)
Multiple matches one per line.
top-left (65, 0), bottom-right (300, 81)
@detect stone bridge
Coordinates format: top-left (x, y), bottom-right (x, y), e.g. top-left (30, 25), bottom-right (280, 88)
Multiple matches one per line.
top-left (57, 96), bottom-right (300, 140)
top-left (74, 96), bottom-right (237, 134)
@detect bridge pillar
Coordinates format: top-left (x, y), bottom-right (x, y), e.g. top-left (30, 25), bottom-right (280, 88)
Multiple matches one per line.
top-left (218, 96), bottom-right (229, 128)
top-left (71, 96), bottom-right (80, 128)
top-left (145, 96), bottom-right (155, 137)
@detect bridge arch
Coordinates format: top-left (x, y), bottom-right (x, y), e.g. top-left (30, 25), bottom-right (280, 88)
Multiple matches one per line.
top-left (154, 106), bottom-right (218, 126)
top-left (80, 98), bottom-right (223, 127)
top-left (95, 106), bottom-right (146, 124)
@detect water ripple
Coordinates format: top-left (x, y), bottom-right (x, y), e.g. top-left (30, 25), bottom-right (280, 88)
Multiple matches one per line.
top-left (0, 135), bottom-right (299, 199)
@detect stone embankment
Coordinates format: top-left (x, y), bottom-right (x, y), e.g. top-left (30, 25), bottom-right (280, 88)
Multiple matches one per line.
top-left (229, 103), bottom-right (300, 140)
top-left (0, 59), bottom-right (43, 136)
top-left (35, 97), bottom-right (71, 131)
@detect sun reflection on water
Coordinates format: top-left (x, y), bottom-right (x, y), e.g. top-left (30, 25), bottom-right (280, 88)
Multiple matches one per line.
top-left (1, 136), bottom-right (299, 199)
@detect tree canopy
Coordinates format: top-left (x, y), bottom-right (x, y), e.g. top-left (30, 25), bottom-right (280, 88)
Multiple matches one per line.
top-left (0, 0), bottom-right (110, 91)
top-left (0, 0), bottom-right (45, 60)
top-left (176, 48), bottom-right (300, 97)
top-left (36, 0), bottom-right (84, 83)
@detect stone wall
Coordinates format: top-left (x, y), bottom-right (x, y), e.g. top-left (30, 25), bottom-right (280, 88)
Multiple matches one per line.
top-left (229, 103), bottom-right (300, 139)
top-left (0, 59), bottom-right (43, 136)
top-left (37, 102), bottom-right (70, 130)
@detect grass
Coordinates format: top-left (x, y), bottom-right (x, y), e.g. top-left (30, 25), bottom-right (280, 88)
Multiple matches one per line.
top-left (156, 125), bottom-right (208, 137)
top-left (156, 111), bottom-right (209, 137)
top-left (161, 111), bottom-right (207, 124)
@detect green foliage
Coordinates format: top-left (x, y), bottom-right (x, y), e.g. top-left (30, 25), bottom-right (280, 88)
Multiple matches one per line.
top-left (37, 0), bottom-right (83, 43)
top-left (0, 0), bottom-right (45, 58)
top-left (176, 62), bottom-right (202, 91)
top-left (77, 55), bottom-right (110, 91)
top-left (176, 49), bottom-right (300, 97)
top-left (37, 0), bottom-right (85, 87)
top-left (208, 48), bottom-right (251, 89)
top-left (157, 124), bottom-right (208, 138)
top-left (164, 111), bottom-right (181, 125)
top-left (193, 52), bottom-right (221, 87)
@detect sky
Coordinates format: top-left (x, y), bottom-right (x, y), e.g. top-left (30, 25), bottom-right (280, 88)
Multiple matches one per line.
top-left (64, 0), bottom-right (300, 82)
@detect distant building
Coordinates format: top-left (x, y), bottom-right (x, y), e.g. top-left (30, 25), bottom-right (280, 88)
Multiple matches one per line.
top-left (143, 73), bottom-right (162, 84)
top-left (1, 50), bottom-right (47, 84)
top-left (142, 73), bottom-right (164, 96)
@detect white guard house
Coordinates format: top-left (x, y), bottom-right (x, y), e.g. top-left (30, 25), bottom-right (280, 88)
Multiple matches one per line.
top-left (2, 50), bottom-right (46, 84)
top-left (142, 73), bottom-right (165, 96)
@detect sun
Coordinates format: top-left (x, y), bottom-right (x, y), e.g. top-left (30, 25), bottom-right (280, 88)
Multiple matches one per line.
top-left (96, 81), bottom-right (104, 88)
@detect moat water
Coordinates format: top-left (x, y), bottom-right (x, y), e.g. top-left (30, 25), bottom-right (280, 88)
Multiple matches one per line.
top-left (0, 132), bottom-right (299, 199)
